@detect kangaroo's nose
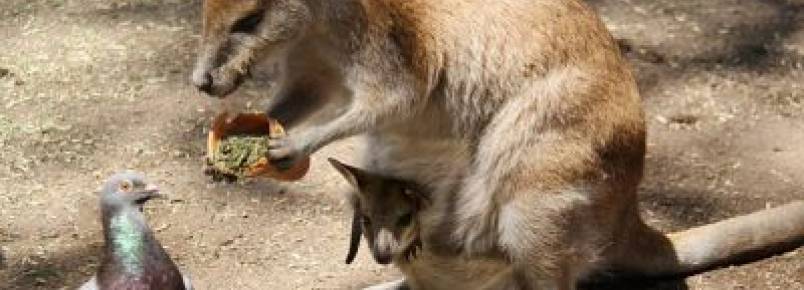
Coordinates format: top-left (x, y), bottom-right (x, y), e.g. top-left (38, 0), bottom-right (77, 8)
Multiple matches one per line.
top-left (191, 71), bottom-right (214, 94)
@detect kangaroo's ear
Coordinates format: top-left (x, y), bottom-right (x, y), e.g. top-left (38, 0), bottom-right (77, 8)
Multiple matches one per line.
top-left (328, 158), bottom-right (368, 189)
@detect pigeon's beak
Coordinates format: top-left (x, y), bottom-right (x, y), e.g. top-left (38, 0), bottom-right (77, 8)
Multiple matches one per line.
top-left (144, 183), bottom-right (166, 200)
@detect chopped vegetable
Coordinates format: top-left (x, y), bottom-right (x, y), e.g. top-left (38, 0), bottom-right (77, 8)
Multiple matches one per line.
top-left (210, 135), bottom-right (270, 177)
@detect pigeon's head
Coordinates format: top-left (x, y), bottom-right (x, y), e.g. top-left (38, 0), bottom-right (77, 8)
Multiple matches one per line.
top-left (100, 171), bottom-right (163, 209)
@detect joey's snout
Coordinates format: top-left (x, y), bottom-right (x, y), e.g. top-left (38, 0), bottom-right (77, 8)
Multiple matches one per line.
top-left (372, 250), bottom-right (393, 265)
top-left (371, 229), bottom-right (396, 265)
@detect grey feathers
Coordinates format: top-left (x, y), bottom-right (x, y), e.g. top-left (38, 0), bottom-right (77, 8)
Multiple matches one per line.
top-left (81, 172), bottom-right (192, 290)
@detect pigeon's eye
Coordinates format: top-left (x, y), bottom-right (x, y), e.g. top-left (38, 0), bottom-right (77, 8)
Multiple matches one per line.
top-left (119, 180), bottom-right (132, 192)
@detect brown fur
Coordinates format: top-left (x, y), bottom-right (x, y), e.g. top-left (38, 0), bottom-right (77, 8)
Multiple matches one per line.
top-left (332, 160), bottom-right (804, 290)
top-left (193, 1), bottom-right (804, 289)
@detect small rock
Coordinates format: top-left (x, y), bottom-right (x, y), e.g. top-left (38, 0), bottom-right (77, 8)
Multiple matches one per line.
top-left (0, 246), bottom-right (6, 269)
top-left (35, 277), bottom-right (47, 286)
top-left (155, 223), bottom-right (170, 232)
top-left (169, 198), bottom-right (185, 204)
top-left (43, 232), bottom-right (59, 239)
top-left (220, 239), bottom-right (235, 247)
top-left (669, 114), bottom-right (699, 125)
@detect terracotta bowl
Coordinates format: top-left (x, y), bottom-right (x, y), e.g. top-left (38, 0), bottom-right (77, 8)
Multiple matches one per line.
top-left (207, 112), bottom-right (310, 181)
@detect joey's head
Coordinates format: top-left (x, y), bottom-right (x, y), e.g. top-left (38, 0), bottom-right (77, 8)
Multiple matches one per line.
top-left (328, 158), bottom-right (429, 265)
top-left (191, 0), bottom-right (313, 97)
top-left (100, 171), bottom-right (163, 211)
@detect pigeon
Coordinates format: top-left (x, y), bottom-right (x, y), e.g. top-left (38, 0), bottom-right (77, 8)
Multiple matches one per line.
top-left (80, 171), bottom-right (193, 290)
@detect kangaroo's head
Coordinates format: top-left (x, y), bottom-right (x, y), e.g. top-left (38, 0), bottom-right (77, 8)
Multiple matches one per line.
top-left (328, 158), bottom-right (429, 265)
top-left (191, 0), bottom-right (313, 97)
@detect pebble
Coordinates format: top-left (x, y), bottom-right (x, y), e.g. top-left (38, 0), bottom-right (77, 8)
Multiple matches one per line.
top-left (0, 246), bottom-right (6, 269)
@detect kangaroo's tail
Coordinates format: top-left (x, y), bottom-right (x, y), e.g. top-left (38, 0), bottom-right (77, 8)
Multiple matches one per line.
top-left (611, 200), bottom-right (804, 278)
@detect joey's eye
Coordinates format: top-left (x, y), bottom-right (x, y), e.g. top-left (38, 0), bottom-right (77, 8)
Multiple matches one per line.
top-left (362, 216), bottom-right (371, 226)
top-left (397, 213), bottom-right (413, 227)
top-left (231, 11), bottom-right (264, 33)
top-left (119, 180), bottom-right (132, 192)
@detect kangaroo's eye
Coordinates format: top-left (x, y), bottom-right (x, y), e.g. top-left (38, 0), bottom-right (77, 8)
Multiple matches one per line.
top-left (231, 11), bottom-right (264, 33)
top-left (397, 213), bottom-right (413, 227)
top-left (361, 216), bottom-right (371, 226)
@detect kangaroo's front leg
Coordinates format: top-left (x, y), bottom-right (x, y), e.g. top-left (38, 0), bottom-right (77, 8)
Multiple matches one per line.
top-left (267, 68), bottom-right (421, 169)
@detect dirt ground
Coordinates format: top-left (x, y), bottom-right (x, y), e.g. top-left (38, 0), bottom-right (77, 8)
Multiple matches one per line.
top-left (0, 0), bottom-right (802, 289)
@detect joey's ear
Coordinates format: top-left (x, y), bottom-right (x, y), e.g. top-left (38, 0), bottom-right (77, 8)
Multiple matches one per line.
top-left (345, 210), bottom-right (362, 264)
top-left (328, 158), bottom-right (368, 189)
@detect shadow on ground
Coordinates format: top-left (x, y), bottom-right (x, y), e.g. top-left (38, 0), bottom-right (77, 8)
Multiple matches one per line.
top-left (2, 243), bottom-right (101, 290)
top-left (586, 0), bottom-right (803, 95)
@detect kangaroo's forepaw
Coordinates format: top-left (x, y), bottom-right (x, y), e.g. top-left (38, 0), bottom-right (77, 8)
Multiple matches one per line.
top-left (267, 135), bottom-right (307, 170)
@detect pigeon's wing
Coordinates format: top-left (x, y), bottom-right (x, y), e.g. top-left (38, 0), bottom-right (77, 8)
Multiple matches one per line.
top-left (78, 275), bottom-right (98, 290)
top-left (181, 271), bottom-right (193, 290)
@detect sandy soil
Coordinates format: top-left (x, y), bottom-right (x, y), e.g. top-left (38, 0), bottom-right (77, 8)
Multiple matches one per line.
top-left (0, 0), bottom-right (801, 289)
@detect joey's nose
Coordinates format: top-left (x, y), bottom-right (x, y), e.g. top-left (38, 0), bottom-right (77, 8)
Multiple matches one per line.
top-left (372, 251), bottom-right (393, 265)
top-left (192, 72), bottom-right (214, 94)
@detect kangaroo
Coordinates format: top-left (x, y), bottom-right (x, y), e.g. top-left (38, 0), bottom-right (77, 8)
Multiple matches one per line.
top-left (329, 158), bottom-right (804, 290)
top-left (191, 1), bottom-right (804, 288)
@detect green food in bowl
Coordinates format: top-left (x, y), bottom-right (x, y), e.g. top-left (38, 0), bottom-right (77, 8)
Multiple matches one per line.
top-left (210, 135), bottom-right (270, 177)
